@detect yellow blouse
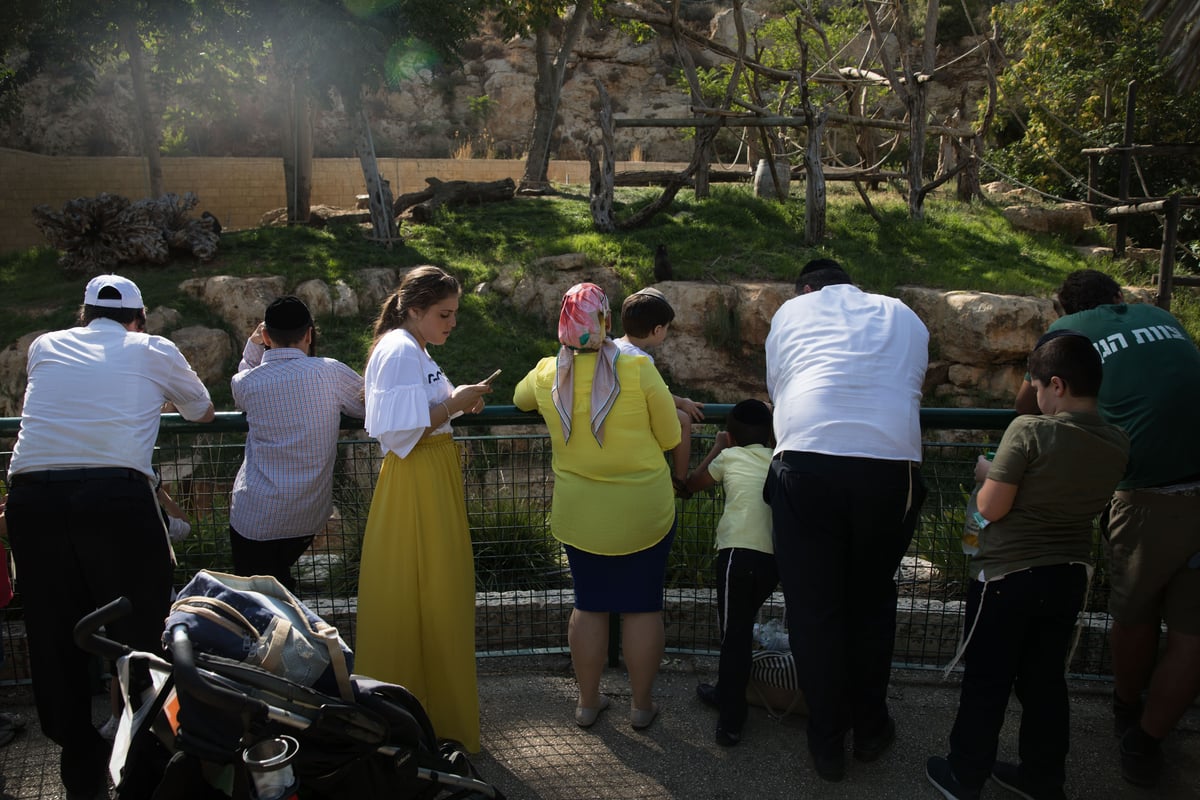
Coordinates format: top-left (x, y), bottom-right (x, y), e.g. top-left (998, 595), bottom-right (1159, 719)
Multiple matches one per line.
top-left (514, 351), bottom-right (681, 555)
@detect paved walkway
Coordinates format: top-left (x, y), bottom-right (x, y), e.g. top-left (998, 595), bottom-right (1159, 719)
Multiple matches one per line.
top-left (2, 655), bottom-right (1198, 799)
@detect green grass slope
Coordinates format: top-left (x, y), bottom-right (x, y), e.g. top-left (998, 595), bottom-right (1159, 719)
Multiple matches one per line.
top-left (1, 184), bottom-right (1186, 410)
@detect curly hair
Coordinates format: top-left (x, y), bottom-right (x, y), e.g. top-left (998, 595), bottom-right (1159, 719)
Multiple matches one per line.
top-left (1056, 269), bottom-right (1121, 315)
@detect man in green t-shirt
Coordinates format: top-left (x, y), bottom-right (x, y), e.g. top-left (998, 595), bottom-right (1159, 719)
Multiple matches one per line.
top-left (1015, 269), bottom-right (1200, 789)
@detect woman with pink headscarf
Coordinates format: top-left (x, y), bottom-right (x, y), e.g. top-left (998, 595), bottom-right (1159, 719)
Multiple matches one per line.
top-left (514, 283), bottom-right (681, 731)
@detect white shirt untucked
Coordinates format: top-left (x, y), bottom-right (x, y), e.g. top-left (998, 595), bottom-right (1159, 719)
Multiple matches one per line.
top-left (10, 318), bottom-right (213, 478)
top-left (765, 284), bottom-right (928, 462)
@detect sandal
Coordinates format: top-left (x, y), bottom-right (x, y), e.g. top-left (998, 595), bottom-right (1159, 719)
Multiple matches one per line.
top-left (575, 695), bottom-right (611, 728)
top-left (630, 702), bottom-right (660, 731)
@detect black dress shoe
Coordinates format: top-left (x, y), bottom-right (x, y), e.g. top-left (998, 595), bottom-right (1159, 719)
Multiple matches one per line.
top-left (812, 750), bottom-right (846, 782)
top-left (715, 725), bottom-right (741, 747)
top-left (695, 682), bottom-right (719, 709)
top-left (853, 716), bottom-right (896, 762)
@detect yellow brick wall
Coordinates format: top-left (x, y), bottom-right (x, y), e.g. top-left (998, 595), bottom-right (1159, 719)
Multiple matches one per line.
top-left (0, 148), bottom-right (695, 254)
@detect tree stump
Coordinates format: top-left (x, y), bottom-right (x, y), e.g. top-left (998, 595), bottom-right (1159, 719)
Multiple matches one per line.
top-left (31, 191), bottom-right (220, 274)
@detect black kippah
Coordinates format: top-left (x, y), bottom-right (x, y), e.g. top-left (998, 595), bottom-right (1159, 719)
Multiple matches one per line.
top-left (264, 296), bottom-right (313, 331)
top-left (799, 257), bottom-right (843, 276)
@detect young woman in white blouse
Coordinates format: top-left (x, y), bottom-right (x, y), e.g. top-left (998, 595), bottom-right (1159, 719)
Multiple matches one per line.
top-left (355, 265), bottom-right (492, 752)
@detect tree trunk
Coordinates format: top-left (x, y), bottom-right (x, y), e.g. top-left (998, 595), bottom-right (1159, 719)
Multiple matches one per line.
top-left (282, 78), bottom-right (313, 223)
top-left (120, 16), bottom-right (163, 198)
top-left (907, 86), bottom-right (927, 220)
top-left (519, 3), bottom-right (591, 194)
top-left (354, 109), bottom-right (398, 242)
top-left (589, 80), bottom-right (616, 233)
top-left (805, 112), bottom-right (827, 244)
top-left (907, 0), bottom-right (939, 219)
top-left (799, 39), bottom-right (826, 242)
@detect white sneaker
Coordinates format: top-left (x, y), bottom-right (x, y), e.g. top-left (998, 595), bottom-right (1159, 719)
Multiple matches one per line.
top-left (98, 715), bottom-right (119, 742)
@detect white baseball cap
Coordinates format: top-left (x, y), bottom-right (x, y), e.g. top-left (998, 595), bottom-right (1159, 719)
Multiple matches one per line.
top-left (83, 274), bottom-right (144, 309)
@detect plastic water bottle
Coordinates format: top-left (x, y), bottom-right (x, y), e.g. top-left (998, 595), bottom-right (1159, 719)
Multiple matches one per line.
top-left (962, 451), bottom-right (995, 555)
top-left (754, 619), bottom-right (790, 651)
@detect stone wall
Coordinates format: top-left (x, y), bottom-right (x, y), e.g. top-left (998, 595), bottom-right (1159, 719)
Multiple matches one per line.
top-left (0, 149), bottom-right (689, 254)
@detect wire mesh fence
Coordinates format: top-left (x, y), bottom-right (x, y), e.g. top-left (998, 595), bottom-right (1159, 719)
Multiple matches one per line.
top-left (0, 406), bottom-right (1118, 685)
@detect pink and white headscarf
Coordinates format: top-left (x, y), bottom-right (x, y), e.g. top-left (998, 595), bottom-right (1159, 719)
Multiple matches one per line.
top-left (551, 283), bottom-right (621, 445)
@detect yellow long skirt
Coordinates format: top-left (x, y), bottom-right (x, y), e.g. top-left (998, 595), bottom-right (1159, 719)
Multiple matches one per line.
top-left (355, 434), bottom-right (480, 752)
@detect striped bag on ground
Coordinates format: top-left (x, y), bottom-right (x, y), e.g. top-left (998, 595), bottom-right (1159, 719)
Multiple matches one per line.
top-left (164, 570), bottom-right (355, 701)
top-left (746, 649), bottom-right (807, 719)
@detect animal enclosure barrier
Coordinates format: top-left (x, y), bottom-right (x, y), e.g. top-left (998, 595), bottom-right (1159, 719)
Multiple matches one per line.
top-left (0, 407), bottom-right (1122, 687)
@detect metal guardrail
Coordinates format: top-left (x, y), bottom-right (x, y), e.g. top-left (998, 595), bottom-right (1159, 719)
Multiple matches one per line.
top-left (3, 405), bottom-right (1119, 684)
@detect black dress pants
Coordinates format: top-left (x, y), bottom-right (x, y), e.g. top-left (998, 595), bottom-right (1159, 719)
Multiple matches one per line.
top-left (714, 547), bottom-right (779, 731)
top-left (764, 451), bottom-right (925, 760)
top-left (228, 526), bottom-right (314, 593)
top-left (6, 472), bottom-right (173, 796)
top-left (947, 563), bottom-right (1088, 790)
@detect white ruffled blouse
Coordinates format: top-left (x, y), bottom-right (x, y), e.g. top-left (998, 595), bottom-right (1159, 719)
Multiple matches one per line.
top-left (363, 328), bottom-right (454, 458)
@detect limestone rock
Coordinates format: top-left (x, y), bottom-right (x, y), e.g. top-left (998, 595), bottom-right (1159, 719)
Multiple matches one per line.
top-left (508, 265), bottom-right (625, 328)
top-left (896, 555), bottom-right (941, 591)
top-left (179, 275), bottom-right (287, 338)
top-left (532, 253), bottom-right (591, 271)
top-left (354, 268), bottom-right (400, 313)
top-left (294, 279), bottom-right (333, 319)
top-left (709, 6), bottom-right (766, 53)
top-left (145, 305), bottom-right (182, 336)
top-left (0, 331), bottom-right (47, 417)
top-left (730, 282), bottom-right (792, 345)
top-left (1122, 286), bottom-right (1156, 305)
top-left (1001, 203), bottom-right (1094, 242)
top-left (982, 181), bottom-right (1041, 204)
top-left (169, 325), bottom-right (233, 386)
top-left (490, 268), bottom-right (520, 296)
top-left (331, 280), bottom-right (360, 317)
top-left (899, 287), bottom-right (1058, 364)
top-left (1124, 248), bottom-right (1163, 266)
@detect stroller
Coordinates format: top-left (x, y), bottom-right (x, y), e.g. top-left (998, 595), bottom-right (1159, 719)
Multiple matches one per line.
top-left (75, 595), bottom-right (504, 800)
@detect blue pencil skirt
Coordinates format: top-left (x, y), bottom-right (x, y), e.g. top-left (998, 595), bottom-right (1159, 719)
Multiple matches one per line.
top-left (564, 519), bottom-right (677, 613)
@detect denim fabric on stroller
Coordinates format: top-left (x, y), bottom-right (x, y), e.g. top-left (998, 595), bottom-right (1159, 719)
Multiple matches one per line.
top-left (165, 570), bottom-right (355, 702)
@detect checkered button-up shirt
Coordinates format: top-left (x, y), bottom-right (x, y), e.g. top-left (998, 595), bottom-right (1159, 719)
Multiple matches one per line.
top-left (230, 342), bottom-right (365, 541)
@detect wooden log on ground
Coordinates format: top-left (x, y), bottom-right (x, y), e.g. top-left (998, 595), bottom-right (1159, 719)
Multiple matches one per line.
top-left (613, 169), bottom-right (749, 186)
top-left (396, 177), bottom-right (516, 222)
top-left (611, 166), bottom-right (902, 188)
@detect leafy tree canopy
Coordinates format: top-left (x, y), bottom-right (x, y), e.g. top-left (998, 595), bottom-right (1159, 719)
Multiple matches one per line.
top-left (989, 0), bottom-right (1200, 201)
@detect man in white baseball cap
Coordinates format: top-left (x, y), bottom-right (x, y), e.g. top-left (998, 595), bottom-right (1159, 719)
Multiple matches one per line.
top-left (81, 273), bottom-right (145, 310)
top-left (5, 273), bottom-right (214, 799)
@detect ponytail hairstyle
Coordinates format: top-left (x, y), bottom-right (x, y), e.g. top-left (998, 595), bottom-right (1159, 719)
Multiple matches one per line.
top-left (369, 265), bottom-right (461, 356)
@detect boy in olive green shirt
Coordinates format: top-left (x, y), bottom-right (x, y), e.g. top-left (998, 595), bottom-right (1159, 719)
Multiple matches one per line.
top-left (927, 330), bottom-right (1129, 800)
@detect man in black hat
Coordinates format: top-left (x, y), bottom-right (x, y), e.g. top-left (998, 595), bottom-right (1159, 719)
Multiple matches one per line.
top-left (764, 258), bottom-right (929, 783)
top-left (229, 296), bottom-right (365, 591)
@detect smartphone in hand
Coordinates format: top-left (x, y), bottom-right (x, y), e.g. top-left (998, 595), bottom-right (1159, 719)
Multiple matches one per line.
top-left (482, 369), bottom-right (502, 385)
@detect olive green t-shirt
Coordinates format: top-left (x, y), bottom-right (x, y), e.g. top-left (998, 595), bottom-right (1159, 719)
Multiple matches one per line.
top-left (971, 411), bottom-right (1129, 581)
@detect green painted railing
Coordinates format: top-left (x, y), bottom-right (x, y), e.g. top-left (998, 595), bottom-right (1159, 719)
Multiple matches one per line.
top-left (5, 405), bottom-right (1118, 685)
